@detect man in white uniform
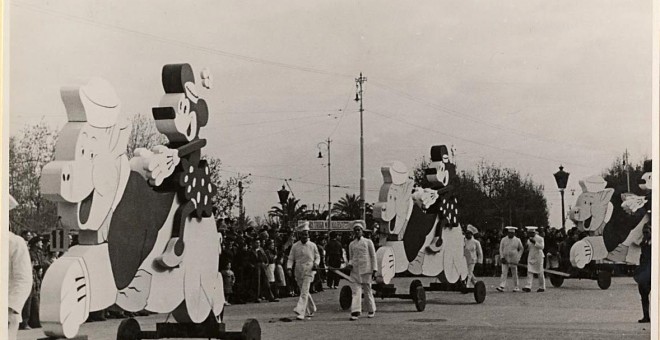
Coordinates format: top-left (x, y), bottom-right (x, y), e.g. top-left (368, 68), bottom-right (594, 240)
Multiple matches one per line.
top-left (347, 221), bottom-right (377, 321)
top-left (497, 226), bottom-right (524, 292)
top-left (463, 225), bottom-right (483, 288)
top-left (287, 222), bottom-right (320, 320)
top-left (523, 226), bottom-right (546, 292)
top-left (8, 195), bottom-right (33, 340)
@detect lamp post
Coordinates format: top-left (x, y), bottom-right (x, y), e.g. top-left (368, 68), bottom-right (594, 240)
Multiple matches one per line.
top-left (318, 139), bottom-right (332, 229)
top-left (277, 184), bottom-right (290, 229)
top-left (553, 165), bottom-right (570, 229)
top-left (355, 73), bottom-right (367, 223)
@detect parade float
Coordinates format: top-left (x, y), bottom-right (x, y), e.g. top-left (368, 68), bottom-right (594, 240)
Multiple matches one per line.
top-left (38, 64), bottom-right (260, 340)
top-left (337, 145), bottom-right (486, 313)
top-left (547, 161), bottom-right (651, 290)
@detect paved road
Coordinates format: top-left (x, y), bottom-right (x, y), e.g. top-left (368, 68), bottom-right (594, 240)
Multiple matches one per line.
top-left (20, 277), bottom-right (651, 340)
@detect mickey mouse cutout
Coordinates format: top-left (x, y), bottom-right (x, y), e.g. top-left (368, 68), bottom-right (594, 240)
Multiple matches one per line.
top-left (373, 146), bottom-right (468, 285)
top-left (135, 63), bottom-right (217, 267)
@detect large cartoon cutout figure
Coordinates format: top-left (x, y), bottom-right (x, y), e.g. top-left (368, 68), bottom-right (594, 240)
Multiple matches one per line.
top-left (39, 65), bottom-right (223, 339)
top-left (569, 162), bottom-right (651, 269)
top-left (374, 145), bottom-right (468, 285)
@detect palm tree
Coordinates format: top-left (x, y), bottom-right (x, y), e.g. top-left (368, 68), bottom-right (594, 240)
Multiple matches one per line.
top-left (269, 197), bottom-right (308, 229)
top-left (332, 194), bottom-right (362, 220)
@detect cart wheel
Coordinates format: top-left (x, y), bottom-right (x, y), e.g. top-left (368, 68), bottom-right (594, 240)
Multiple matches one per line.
top-left (597, 270), bottom-right (611, 290)
top-left (241, 319), bottom-right (261, 340)
top-left (473, 281), bottom-right (486, 304)
top-left (550, 274), bottom-right (564, 288)
top-left (409, 279), bottom-right (423, 299)
top-left (340, 285), bottom-right (352, 310)
top-left (414, 286), bottom-right (426, 312)
top-left (117, 318), bottom-right (141, 340)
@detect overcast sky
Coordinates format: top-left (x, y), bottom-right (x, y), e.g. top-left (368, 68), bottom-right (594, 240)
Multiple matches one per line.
top-left (7, 0), bottom-right (653, 228)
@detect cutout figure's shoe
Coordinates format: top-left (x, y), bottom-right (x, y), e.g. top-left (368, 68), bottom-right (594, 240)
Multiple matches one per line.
top-left (367, 312), bottom-right (375, 318)
top-left (496, 287), bottom-right (504, 292)
top-left (155, 238), bottom-right (184, 268)
top-left (41, 257), bottom-right (90, 339)
top-left (522, 288), bottom-right (531, 292)
top-left (512, 288), bottom-right (520, 292)
top-left (638, 318), bottom-right (650, 323)
top-left (350, 312), bottom-right (359, 321)
top-left (296, 314), bottom-right (305, 320)
top-left (537, 288), bottom-right (545, 292)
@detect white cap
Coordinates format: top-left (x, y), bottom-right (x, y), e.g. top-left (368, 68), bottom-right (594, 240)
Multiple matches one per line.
top-left (525, 226), bottom-right (538, 231)
top-left (466, 224), bottom-right (479, 234)
top-left (298, 221), bottom-right (310, 232)
top-left (505, 226), bottom-right (517, 231)
top-left (352, 220), bottom-right (365, 231)
top-left (580, 175), bottom-right (607, 193)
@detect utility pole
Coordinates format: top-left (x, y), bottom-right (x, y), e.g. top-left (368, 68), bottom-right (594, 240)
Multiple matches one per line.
top-left (625, 149), bottom-right (631, 192)
top-left (318, 139), bottom-right (332, 230)
top-left (355, 72), bottom-right (367, 223)
top-left (238, 180), bottom-right (244, 228)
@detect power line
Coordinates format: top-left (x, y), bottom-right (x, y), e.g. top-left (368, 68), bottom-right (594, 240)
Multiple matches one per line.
top-left (12, 2), bottom-right (354, 79)
top-left (369, 81), bottom-right (611, 155)
top-left (366, 108), bottom-right (594, 170)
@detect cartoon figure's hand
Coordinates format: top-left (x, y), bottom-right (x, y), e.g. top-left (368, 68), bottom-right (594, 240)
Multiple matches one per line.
top-left (412, 188), bottom-right (438, 210)
top-left (132, 146), bottom-right (180, 186)
top-left (621, 194), bottom-right (646, 215)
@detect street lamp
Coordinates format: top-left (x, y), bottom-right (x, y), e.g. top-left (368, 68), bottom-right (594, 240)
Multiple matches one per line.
top-left (318, 139), bottom-right (332, 229)
top-left (355, 73), bottom-right (367, 223)
top-left (277, 184), bottom-right (289, 229)
top-left (553, 165), bottom-right (570, 229)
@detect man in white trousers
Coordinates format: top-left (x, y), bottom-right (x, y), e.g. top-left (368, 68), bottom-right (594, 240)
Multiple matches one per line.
top-left (347, 221), bottom-right (377, 321)
top-left (287, 222), bottom-right (320, 320)
top-left (497, 226), bottom-right (524, 292)
top-left (463, 224), bottom-right (483, 288)
top-left (523, 226), bottom-right (546, 292)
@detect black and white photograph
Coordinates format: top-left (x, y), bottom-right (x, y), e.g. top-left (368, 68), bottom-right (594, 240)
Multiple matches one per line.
top-left (3, 1), bottom-right (658, 339)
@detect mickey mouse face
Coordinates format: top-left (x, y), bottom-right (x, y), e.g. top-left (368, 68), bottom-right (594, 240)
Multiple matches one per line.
top-left (639, 171), bottom-right (652, 192)
top-left (425, 160), bottom-right (449, 187)
top-left (153, 64), bottom-right (209, 143)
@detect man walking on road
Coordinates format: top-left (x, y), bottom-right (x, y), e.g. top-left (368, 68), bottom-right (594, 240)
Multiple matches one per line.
top-left (287, 222), bottom-right (320, 320)
top-left (347, 221), bottom-right (377, 321)
top-left (463, 225), bottom-right (483, 288)
top-left (523, 226), bottom-right (546, 292)
top-left (497, 226), bottom-right (524, 292)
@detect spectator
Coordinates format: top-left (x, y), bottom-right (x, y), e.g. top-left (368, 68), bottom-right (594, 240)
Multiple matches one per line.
top-left (221, 261), bottom-right (236, 305)
top-left (325, 231), bottom-right (344, 289)
top-left (24, 236), bottom-right (47, 329)
top-left (312, 237), bottom-right (326, 293)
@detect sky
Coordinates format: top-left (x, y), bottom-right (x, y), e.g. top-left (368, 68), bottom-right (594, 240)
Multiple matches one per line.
top-left (6, 0), bottom-right (653, 228)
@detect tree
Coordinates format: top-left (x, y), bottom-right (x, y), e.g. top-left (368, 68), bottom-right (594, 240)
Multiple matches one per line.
top-left (9, 121), bottom-right (59, 233)
top-left (412, 159), bottom-right (548, 229)
top-left (204, 157), bottom-right (252, 225)
top-left (601, 152), bottom-right (647, 195)
top-left (126, 113), bottom-right (167, 158)
top-left (332, 193), bottom-right (362, 220)
top-left (269, 197), bottom-right (308, 229)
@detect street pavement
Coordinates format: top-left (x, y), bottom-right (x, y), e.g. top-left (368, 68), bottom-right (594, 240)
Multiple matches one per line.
top-left (19, 276), bottom-right (651, 340)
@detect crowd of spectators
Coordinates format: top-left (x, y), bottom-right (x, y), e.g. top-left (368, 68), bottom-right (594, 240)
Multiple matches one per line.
top-left (218, 225), bottom-right (355, 305)
top-left (16, 221), bottom-right (634, 331)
